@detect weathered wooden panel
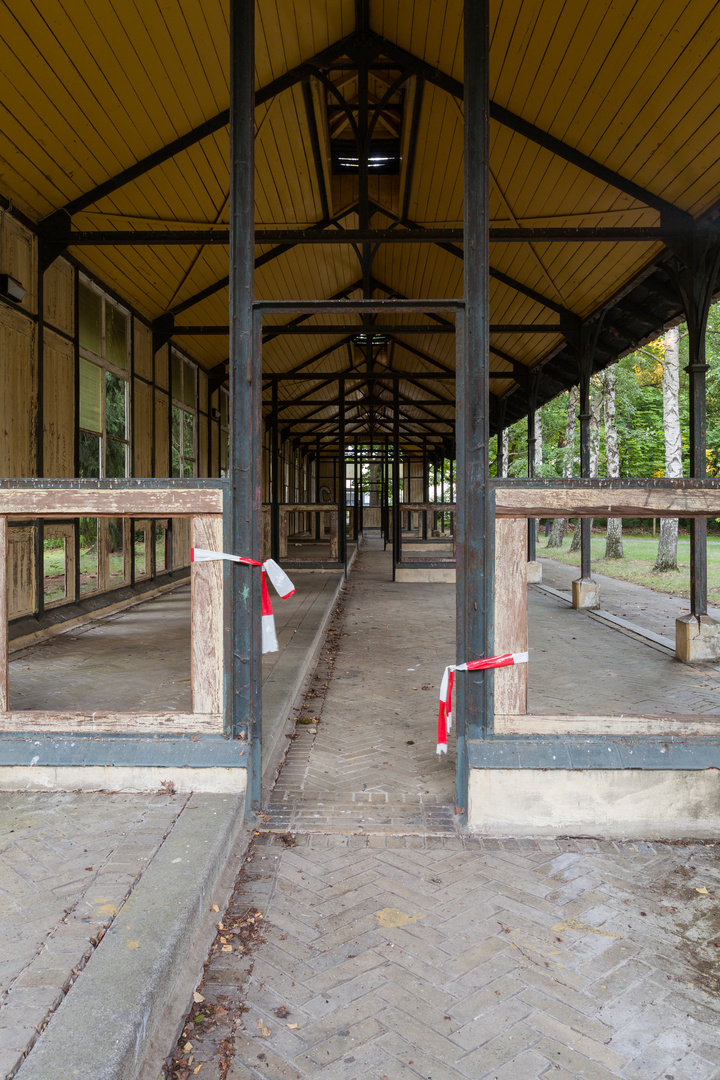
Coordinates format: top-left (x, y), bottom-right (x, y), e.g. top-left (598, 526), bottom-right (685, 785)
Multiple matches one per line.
top-left (495, 485), bottom-right (720, 518)
top-left (173, 516), bottom-right (191, 567)
top-left (198, 413), bottom-right (208, 478)
top-left (154, 390), bottom-right (170, 476)
top-left (191, 515), bottom-right (223, 715)
top-left (7, 525), bottom-right (35, 619)
top-left (0, 489), bottom-right (223, 516)
top-left (133, 378), bottom-right (153, 477)
top-left (493, 517), bottom-right (528, 716)
top-left (2, 216), bottom-right (36, 315)
top-left (0, 518), bottom-right (7, 711)
top-left (198, 368), bottom-right (208, 413)
top-left (133, 319), bottom-right (154, 382)
top-left (154, 343), bottom-right (169, 391)
top-left (43, 257), bottom-right (74, 335)
top-left (43, 331), bottom-right (74, 477)
top-left (0, 305), bottom-right (36, 477)
top-left (0, 712), bottom-right (222, 733)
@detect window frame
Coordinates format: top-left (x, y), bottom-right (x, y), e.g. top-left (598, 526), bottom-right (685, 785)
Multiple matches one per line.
top-left (171, 350), bottom-right (198, 478)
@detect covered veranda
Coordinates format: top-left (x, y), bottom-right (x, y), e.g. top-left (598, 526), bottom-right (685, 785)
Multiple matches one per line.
top-left (0, 0), bottom-right (720, 836)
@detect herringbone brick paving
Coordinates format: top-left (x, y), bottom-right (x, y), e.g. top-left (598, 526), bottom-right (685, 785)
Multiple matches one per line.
top-left (167, 833), bottom-right (720, 1080)
top-left (0, 791), bottom-right (186, 1078)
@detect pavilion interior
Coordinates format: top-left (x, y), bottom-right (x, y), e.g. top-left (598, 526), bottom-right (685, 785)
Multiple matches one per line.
top-left (2, 1), bottom-right (720, 822)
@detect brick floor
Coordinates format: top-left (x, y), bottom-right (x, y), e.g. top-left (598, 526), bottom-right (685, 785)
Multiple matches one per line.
top-left (165, 832), bottom-right (720, 1080)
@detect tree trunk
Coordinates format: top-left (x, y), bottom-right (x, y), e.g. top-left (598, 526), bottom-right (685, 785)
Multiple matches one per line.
top-left (547, 388), bottom-right (577, 548)
top-left (534, 407), bottom-right (543, 540)
top-left (655, 326), bottom-right (682, 571)
top-left (497, 428), bottom-right (508, 478)
top-left (569, 384), bottom-right (601, 552)
top-left (603, 367), bottom-right (624, 558)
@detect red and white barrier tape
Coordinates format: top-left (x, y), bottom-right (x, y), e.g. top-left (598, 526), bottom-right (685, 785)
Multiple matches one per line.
top-left (191, 549), bottom-right (295, 654)
top-left (437, 651), bottom-right (528, 754)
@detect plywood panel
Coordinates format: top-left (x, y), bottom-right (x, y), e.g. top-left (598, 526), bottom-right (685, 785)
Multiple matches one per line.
top-left (0, 305), bottom-right (37, 477)
top-left (154, 390), bottom-right (169, 476)
top-left (191, 515), bottom-right (223, 714)
top-left (0, 712), bottom-right (222, 733)
top-left (43, 330), bottom-right (74, 477)
top-left (133, 318), bottom-right (153, 382)
top-left (7, 524), bottom-right (35, 619)
top-left (493, 517), bottom-right (527, 716)
top-left (43, 257), bottom-right (74, 336)
top-left (133, 377), bottom-right (153, 477)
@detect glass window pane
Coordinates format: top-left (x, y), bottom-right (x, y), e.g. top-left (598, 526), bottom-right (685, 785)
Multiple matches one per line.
top-left (106, 437), bottom-right (126, 478)
top-left (79, 358), bottom-right (102, 432)
top-left (79, 517), bottom-right (98, 594)
top-left (183, 411), bottom-right (194, 459)
top-left (79, 282), bottom-right (102, 355)
top-left (171, 406), bottom-right (181, 477)
top-left (105, 302), bottom-right (128, 368)
top-left (43, 537), bottom-right (66, 603)
top-left (171, 354), bottom-right (183, 401)
top-left (183, 361), bottom-right (196, 408)
top-left (105, 371), bottom-right (126, 438)
top-left (79, 431), bottom-right (100, 478)
top-left (183, 460), bottom-right (194, 478)
top-left (108, 518), bottom-right (125, 586)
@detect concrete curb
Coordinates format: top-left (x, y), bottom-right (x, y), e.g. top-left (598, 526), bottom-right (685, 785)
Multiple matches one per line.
top-left (15, 794), bottom-right (249, 1080)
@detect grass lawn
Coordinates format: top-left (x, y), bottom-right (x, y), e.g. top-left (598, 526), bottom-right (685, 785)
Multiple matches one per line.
top-left (541, 529), bottom-right (720, 604)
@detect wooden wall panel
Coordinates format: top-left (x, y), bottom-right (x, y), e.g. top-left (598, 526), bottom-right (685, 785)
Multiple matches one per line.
top-left (1, 216), bottom-right (36, 315)
top-left (154, 390), bottom-right (169, 476)
top-left (493, 517), bottom-right (528, 716)
top-left (133, 378), bottom-right (153, 477)
top-left (133, 319), bottom-right (154, 382)
top-left (154, 343), bottom-right (169, 391)
top-left (173, 517), bottom-right (191, 568)
top-left (43, 331), bottom-right (74, 477)
top-left (43, 258), bottom-right (74, 336)
top-left (7, 525), bottom-right (35, 619)
top-left (191, 515), bottom-right (223, 714)
top-left (0, 305), bottom-right (37, 477)
top-left (198, 413), bottom-right (208, 477)
top-left (198, 368), bottom-right (208, 414)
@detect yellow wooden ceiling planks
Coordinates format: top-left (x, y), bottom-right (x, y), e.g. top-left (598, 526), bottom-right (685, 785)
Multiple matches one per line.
top-left (163, 0), bottom-right (230, 116)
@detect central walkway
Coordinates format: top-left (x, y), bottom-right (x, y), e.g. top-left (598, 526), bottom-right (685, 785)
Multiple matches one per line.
top-left (159, 551), bottom-right (720, 1080)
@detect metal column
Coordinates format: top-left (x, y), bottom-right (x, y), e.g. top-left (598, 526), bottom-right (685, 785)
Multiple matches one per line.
top-left (270, 379), bottom-right (280, 561)
top-left (228, 0), bottom-right (260, 811)
top-left (338, 377), bottom-right (346, 568)
top-left (456, 0), bottom-right (491, 815)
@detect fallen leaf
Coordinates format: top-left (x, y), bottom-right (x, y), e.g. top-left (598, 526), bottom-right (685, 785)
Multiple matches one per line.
top-left (221, 945), bottom-right (232, 952)
top-left (257, 1020), bottom-right (270, 1038)
top-left (274, 1006), bottom-right (290, 1018)
top-left (126, 940), bottom-right (140, 949)
top-left (193, 992), bottom-right (205, 1004)
top-left (696, 887), bottom-right (709, 895)
top-left (183, 1042), bottom-right (193, 1052)
top-left (193, 1066), bottom-right (203, 1075)
top-left (211, 904), bottom-right (219, 912)
top-left (287, 1023), bottom-right (300, 1030)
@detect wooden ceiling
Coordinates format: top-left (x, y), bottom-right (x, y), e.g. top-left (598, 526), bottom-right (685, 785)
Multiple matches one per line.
top-left (1, 0), bottom-right (720, 446)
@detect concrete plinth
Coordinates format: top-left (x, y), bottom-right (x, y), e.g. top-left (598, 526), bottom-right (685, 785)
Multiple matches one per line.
top-left (526, 560), bottom-right (542, 583)
top-left (675, 613), bottom-right (720, 663)
top-left (572, 577), bottom-right (600, 609)
top-left (468, 768), bottom-right (720, 839)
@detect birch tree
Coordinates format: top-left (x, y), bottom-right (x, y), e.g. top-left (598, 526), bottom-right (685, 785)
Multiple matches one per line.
top-left (569, 382), bottom-right (601, 552)
top-left (603, 366), bottom-right (623, 558)
top-left (547, 387), bottom-right (578, 547)
top-left (498, 428), bottom-right (508, 478)
top-left (654, 326), bottom-right (682, 571)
